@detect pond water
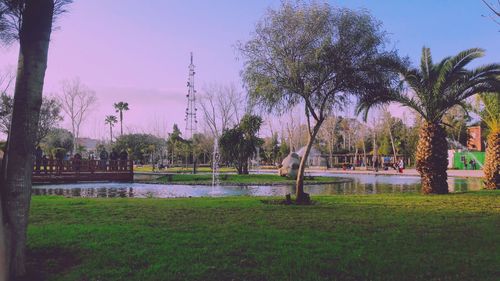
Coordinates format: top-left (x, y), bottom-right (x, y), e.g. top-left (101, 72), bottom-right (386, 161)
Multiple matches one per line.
top-left (31, 173), bottom-right (484, 198)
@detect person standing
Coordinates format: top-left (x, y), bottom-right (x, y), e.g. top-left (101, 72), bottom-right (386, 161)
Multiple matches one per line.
top-left (110, 149), bottom-right (119, 171)
top-left (73, 152), bottom-right (82, 172)
top-left (99, 148), bottom-right (109, 171)
top-left (55, 149), bottom-right (64, 174)
top-left (34, 146), bottom-right (43, 174)
top-left (119, 150), bottom-right (128, 171)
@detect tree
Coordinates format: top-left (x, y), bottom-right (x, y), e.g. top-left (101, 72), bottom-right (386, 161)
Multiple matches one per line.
top-left (317, 115), bottom-right (339, 166)
top-left (59, 77), bottom-right (97, 154)
top-left (105, 115), bottom-right (118, 143)
top-left (278, 137), bottom-right (290, 161)
top-left (357, 47), bottom-right (500, 194)
top-left (40, 127), bottom-right (73, 155)
top-left (239, 2), bottom-right (401, 203)
top-left (481, 0), bottom-right (500, 29)
top-left (0, 93), bottom-right (63, 144)
top-left (0, 0), bottom-right (72, 278)
top-left (113, 133), bottom-right (165, 162)
top-left (167, 124), bottom-right (183, 166)
top-left (199, 83), bottom-right (243, 138)
top-left (473, 92), bottom-right (500, 189)
top-left (442, 106), bottom-right (470, 148)
top-left (113, 101), bottom-right (129, 136)
top-left (263, 132), bottom-right (279, 164)
top-left (219, 114), bottom-right (263, 174)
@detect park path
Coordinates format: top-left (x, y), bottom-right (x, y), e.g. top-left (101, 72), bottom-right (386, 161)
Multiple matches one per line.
top-left (304, 168), bottom-right (484, 178)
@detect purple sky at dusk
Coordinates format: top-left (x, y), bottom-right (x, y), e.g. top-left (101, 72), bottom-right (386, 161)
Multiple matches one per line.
top-left (0, 0), bottom-right (498, 141)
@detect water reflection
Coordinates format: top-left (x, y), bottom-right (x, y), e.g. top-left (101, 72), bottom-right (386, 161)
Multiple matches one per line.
top-left (32, 173), bottom-right (484, 198)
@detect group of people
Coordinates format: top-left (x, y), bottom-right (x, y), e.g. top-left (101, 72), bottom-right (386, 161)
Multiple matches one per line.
top-left (372, 157), bottom-right (405, 173)
top-left (33, 146), bottom-right (129, 174)
top-left (461, 156), bottom-right (478, 170)
top-left (98, 148), bottom-right (129, 171)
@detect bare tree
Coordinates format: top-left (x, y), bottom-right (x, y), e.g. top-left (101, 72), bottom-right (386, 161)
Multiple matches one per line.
top-left (318, 114), bottom-right (338, 167)
top-left (0, 69), bottom-right (14, 94)
top-left (199, 83), bottom-right (244, 137)
top-left (59, 78), bottom-right (97, 154)
top-left (381, 107), bottom-right (398, 162)
top-left (481, 0), bottom-right (500, 28)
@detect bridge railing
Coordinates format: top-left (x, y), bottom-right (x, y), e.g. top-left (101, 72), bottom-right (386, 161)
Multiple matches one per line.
top-left (32, 159), bottom-right (134, 175)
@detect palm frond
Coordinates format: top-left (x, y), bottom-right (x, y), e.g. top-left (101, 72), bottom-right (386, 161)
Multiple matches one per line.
top-left (420, 47), bottom-right (433, 80)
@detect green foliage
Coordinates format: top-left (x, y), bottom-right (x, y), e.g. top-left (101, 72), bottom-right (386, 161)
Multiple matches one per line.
top-left (113, 133), bottom-right (165, 161)
top-left (262, 133), bottom-right (279, 164)
top-left (278, 138), bottom-right (290, 161)
top-left (240, 2), bottom-right (402, 117)
top-left (474, 92), bottom-right (500, 132)
top-left (0, 93), bottom-right (63, 143)
top-left (219, 114), bottom-right (263, 174)
top-left (27, 192), bottom-right (500, 280)
top-left (40, 128), bottom-right (74, 156)
top-left (104, 115), bottom-right (118, 126)
top-left (155, 173), bottom-right (340, 185)
top-left (357, 47), bottom-right (500, 124)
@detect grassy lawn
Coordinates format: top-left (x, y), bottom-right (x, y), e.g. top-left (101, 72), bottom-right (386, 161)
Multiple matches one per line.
top-left (153, 173), bottom-right (344, 185)
top-left (134, 165), bottom-right (237, 173)
top-left (27, 191), bottom-right (499, 281)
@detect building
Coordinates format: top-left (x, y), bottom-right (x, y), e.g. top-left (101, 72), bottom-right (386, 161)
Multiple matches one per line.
top-left (296, 146), bottom-right (327, 167)
top-left (467, 126), bottom-right (482, 151)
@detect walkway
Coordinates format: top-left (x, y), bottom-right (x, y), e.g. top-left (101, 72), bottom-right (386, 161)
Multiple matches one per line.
top-left (305, 168), bottom-right (484, 178)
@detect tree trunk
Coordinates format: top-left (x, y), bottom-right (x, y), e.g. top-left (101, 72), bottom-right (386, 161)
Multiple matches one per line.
top-left (362, 137), bottom-right (367, 168)
top-left (0, 199), bottom-right (7, 281)
top-left (295, 123), bottom-right (321, 204)
top-left (483, 130), bottom-right (499, 189)
top-left (416, 121), bottom-right (449, 194)
top-left (120, 110), bottom-right (123, 135)
top-left (0, 1), bottom-right (54, 278)
top-left (109, 125), bottom-right (113, 143)
top-left (388, 121), bottom-right (398, 163)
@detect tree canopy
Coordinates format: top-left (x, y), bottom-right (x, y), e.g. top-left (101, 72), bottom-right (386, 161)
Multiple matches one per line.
top-left (219, 114), bottom-right (263, 174)
top-left (239, 1), bottom-right (402, 201)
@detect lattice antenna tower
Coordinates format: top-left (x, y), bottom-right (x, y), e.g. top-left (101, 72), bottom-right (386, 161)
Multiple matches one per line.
top-left (185, 52), bottom-right (198, 138)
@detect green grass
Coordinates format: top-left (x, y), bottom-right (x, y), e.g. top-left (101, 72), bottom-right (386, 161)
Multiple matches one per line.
top-left (27, 191), bottom-right (499, 281)
top-left (134, 165), bottom-right (237, 173)
top-left (153, 173), bottom-right (344, 185)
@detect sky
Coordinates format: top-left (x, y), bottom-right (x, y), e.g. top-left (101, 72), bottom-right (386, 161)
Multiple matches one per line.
top-left (0, 0), bottom-right (498, 140)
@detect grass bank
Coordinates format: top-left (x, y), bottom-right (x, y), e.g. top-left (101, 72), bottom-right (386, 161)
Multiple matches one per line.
top-left (152, 173), bottom-right (345, 185)
top-left (27, 191), bottom-right (499, 281)
top-left (134, 165), bottom-right (237, 173)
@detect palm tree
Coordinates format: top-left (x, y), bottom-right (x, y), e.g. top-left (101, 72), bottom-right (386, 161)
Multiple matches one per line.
top-left (474, 92), bottom-right (500, 189)
top-left (357, 47), bottom-right (500, 194)
top-left (113, 101), bottom-right (129, 135)
top-left (105, 115), bottom-right (118, 142)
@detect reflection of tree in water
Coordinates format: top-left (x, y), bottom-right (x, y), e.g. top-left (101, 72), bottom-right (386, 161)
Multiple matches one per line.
top-left (31, 177), bottom-right (475, 198)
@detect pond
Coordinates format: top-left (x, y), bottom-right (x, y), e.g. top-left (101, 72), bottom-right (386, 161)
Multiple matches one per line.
top-left (31, 173), bottom-right (484, 198)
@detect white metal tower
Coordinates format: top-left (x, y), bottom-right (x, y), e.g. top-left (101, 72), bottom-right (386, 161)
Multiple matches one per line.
top-left (185, 52), bottom-right (197, 138)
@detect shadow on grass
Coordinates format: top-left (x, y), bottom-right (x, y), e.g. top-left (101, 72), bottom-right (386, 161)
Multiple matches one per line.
top-left (24, 247), bottom-right (83, 281)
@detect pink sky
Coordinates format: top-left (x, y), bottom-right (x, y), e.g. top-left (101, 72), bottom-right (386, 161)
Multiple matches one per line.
top-left (0, 1), bottom-right (498, 140)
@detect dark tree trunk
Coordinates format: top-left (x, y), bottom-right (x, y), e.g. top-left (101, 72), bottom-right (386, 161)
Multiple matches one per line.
top-left (416, 122), bottom-right (449, 194)
top-left (120, 110), bottom-right (123, 136)
top-left (0, 1), bottom-right (54, 279)
top-left (242, 161), bottom-right (249, 174)
top-left (295, 123), bottom-right (321, 204)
